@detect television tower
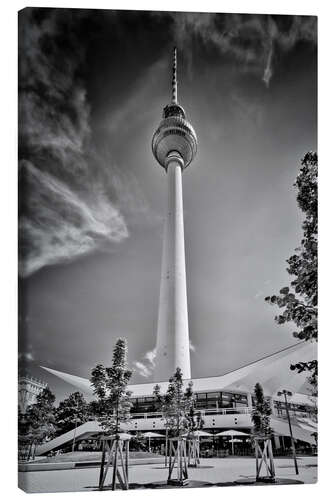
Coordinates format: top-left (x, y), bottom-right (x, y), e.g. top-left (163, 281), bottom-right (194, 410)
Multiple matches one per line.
top-left (152, 48), bottom-right (197, 381)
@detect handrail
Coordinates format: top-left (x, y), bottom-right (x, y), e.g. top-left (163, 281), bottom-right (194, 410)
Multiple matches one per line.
top-left (130, 407), bottom-right (252, 420)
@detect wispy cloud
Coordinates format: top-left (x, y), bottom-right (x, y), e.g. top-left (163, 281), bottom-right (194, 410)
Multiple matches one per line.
top-left (133, 361), bottom-right (153, 378)
top-left (18, 9), bottom-right (145, 276)
top-left (263, 42), bottom-right (274, 88)
top-left (133, 347), bottom-right (156, 378)
top-left (133, 341), bottom-right (195, 378)
top-left (19, 160), bottom-right (128, 277)
top-left (164, 13), bottom-right (317, 87)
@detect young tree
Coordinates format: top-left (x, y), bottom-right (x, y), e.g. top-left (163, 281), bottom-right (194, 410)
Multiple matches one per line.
top-left (186, 405), bottom-right (205, 435)
top-left (251, 383), bottom-right (275, 481)
top-left (265, 152), bottom-right (318, 386)
top-left (251, 383), bottom-right (272, 438)
top-left (90, 338), bottom-right (132, 435)
top-left (154, 368), bottom-right (201, 483)
top-left (153, 367), bottom-right (197, 438)
top-left (55, 392), bottom-right (89, 435)
top-left (91, 339), bottom-right (133, 491)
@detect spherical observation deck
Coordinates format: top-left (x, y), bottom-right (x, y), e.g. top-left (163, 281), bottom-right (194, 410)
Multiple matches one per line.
top-left (152, 103), bottom-right (197, 170)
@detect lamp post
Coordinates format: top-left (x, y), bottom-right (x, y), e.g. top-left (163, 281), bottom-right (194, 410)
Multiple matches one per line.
top-left (277, 390), bottom-right (299, 475)
top-left (165, 427), bottom-right (168, 467)
top-left (72, 399), bottom-right (80, 453)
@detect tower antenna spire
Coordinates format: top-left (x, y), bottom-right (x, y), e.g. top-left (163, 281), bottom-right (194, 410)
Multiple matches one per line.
top-left (172, 46), bottom-right (178, 104)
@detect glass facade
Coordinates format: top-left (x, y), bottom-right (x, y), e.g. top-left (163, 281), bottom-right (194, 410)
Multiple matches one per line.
top-left (129, 392), bottom-right (313, 418)
top-left (273, 401), bottom-right (312, 419)
top-left (130, 390), bottom-right (249, 414)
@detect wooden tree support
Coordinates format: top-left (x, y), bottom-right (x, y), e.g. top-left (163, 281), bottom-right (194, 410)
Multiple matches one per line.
top-left (167, 437), bottom-right (189, 486)
top-left (187, 437), bottom-right (200, 467)
top-left (254, 437), bottom-right (275, 483)
top-left (98, 436), bottom-right (130, 491)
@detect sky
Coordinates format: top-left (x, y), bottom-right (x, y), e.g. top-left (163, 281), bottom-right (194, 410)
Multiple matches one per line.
top-left (18, 8), bottom-right (317, 401)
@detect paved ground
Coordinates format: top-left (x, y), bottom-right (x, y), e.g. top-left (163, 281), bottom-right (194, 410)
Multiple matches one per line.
top-left (18, 456), bottom-right (317, 493)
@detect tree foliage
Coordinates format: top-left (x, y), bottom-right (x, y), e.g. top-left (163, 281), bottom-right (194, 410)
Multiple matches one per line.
top-left (90, 338), bottom-right (132, 435)
top-left (265, 152), bottom-right (317, 385)
top-left (153, 367), bottom-right (203, 438)
top-left (55, 392), bottom-right (89, 435)
top-left (251, 383), bottom-right (272, 438)
top-left (20, 387), bottom-right (57, 445)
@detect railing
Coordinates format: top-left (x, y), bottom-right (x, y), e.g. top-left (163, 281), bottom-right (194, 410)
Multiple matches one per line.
top-left (203, 407), bottom-right (251, 416)
top-left (272, 411), bottom-right (315, 422)
top-left (130, 407), bottom-right (252, 420)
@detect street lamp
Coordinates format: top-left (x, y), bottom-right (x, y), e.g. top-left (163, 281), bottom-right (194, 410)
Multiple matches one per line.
top-left (72, 399), bottom-right (80, 453)
top-left (277, 390), bottom-right (299, 475)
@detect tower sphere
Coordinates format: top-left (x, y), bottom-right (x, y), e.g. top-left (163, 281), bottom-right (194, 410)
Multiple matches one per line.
top-left (152, 104), bottom-right (198, 170)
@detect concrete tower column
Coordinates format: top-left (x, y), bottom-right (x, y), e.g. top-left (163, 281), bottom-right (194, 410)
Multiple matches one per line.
top-left (154, 153), bottom-right (191, 381)
top-left (152, 48), bottom-right (197, 382)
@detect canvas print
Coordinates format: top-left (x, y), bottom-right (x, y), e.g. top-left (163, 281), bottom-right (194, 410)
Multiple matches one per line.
top-left (18, 7), bottom-right (318, 493)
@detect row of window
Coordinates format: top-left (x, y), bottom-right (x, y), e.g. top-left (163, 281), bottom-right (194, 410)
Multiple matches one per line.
top-left (129, 392), bottom-right (313, 416)
top-left (273, 401), bottom-right (313, 417)
top-left (130, 391), bottom-right (249, 414)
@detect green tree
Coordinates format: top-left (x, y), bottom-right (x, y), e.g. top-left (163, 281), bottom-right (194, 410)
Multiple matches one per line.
top-left (265, 152), bottom-right (318, 386)
top-left (90, 338), bottom-right (132, 435)
top-left (153, 367), bottom-right (199, 437)
top-left (251, 383), bottom-right (272, 438)
top-left (55, 392), bottom-right (89, 435)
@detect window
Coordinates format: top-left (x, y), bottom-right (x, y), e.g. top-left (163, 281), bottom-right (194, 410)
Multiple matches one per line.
top-left (233, 394), bottom-right (248, 407)
top-left (206, 392), bottom-right (220, 399)
top-left (221, 393), bottom-right (234, 408)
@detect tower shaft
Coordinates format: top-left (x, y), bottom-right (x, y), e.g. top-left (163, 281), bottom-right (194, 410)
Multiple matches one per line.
top-left (154, 156), bottom-right (191, 381)
top-left (152, 48), bottom-right (197, 382)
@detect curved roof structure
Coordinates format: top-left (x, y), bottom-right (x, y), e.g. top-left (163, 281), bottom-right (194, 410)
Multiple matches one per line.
top-left (41, 341), bottom-right (316, 406)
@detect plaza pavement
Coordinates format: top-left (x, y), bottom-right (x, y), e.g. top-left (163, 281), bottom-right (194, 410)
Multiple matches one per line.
top-left (18, 456), bottom-right (317, 493)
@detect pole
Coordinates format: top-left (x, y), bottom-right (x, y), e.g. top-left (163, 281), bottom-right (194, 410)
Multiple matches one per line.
top-left (165, 428), bottom-right (168, 467)
top-left (284, 392), bottom-right (299, 475)
top-left (72, 399), bottom-right (79, 452)
top-left (99, 439), bottom-right (106, 490)
top-left (72, 419), bottom-right (78, 453)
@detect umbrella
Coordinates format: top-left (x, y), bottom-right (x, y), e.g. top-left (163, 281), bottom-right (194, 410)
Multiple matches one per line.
top-left (182, 431), bottom-right (213, 437)
top-left (192, 430), bottom-right (212, 437)
top-left (215, 430), bottom-right (249, 436)
top-left (215, 430), bottom-right (249, 455)
top-left (117, 433), bottom-right (133, 440)
top-left (142, 432), bottom-right (164, 451)
top-left (183, 430), bottom-right (212, 438)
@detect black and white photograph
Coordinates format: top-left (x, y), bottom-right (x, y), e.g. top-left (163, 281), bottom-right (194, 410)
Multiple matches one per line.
top-left (17, 5), bottom-right (317, 493)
